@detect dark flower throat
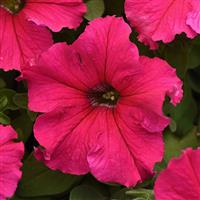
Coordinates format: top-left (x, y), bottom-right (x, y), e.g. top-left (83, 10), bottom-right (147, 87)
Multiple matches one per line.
top-left (0, 0), bottom-right (25, 14)
top-left (87, 83), bottom-right (120, 107)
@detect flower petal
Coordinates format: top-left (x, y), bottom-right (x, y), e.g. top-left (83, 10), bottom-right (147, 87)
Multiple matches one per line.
top-left (22, 43), bottom-right (89, 113)
top-left (125, 0), bottom-right (197, 49)
top-left (121, 56), bottom-right (183, 124)
top-left (0, 125), bottom-right (24, 199)
top-left (73, 16), bottom-right (140, 88)
top-left (154, 148), bottom-right (200, 200)
top-left (87, 108), bottom-right (142, 187)
top-left (35, 107), bottom-right (145, 187)
top-left (0, 8), bottom-right (52, 71)
top-left (186, 1), bottom-right (200, 34)
top-left (115, 105), bottom-right (164, 180)
top-left (34, 106), bottom-right (96, 174)
top-left (23, 0), bottom-right (86, 31)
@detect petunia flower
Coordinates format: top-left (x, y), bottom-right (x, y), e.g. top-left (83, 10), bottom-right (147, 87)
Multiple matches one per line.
top-left (0, 0), bottom-right (86, 71)
top-left (154, 148), bottom-right (200, 200)
top-left (187, 1), bottom-right (200, 34)
top-left (22, 16), bottom-right (183, 187)
top-left (0, 125), bottom-right (24, 200)
top-left (125, 0), bottom-right (198, 49)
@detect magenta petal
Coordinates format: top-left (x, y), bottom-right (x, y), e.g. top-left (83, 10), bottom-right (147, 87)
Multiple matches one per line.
top-left (0, 8), bottom-right (52, 71)
top-left (24, 0), bottom-right (86, 31)
top-left (87, 108), bottom-right (141, 187)
top-left (0, 125), bottom-right (24, 199)
top-left (22, 43), bottom-right (89, 113)
top-left (73, 16), bottom-right (140, 86)
top-left (34, 106), bottom-right (95, 174)
top-left (125, 0), bottom-right (197, 48)
top-left (121, 56), bottom-right (183, 118)
top-left (154, 148), bottom-right (200, 200)
top-left (115, 105), bottom-right (164, 179)
top-left (187, 1), bottom-right (200, 34)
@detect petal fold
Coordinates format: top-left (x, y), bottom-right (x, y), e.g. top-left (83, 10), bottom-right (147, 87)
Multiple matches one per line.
top-left (24, 0), bottom-right (86, 31)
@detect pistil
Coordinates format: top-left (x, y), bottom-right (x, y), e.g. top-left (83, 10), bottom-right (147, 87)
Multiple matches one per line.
top-left (88, 83), bottom-right (120, 107)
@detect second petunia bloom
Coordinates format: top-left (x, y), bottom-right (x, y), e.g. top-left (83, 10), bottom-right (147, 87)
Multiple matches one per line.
top-left (0, 125), bottom-right (24, 200)
top-left (125, 0), bottom-right (199, 49)
top-left (154, 148), bottom-right (200, 200)
top-left (0, 0), bottom-right (86, 71)
top-left (22, 16), bottom-right (183, 187)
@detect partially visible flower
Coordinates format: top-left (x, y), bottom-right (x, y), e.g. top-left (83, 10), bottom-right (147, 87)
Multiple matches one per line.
top-left (154, 148), bottom-right (200, 200)
top-left (125, 0), bottom-right (197, 49)
top-left (0, 0), bottom-right (86, 71)
top-left (187, 1), bottom-right (200, 34)
top-left (23, 16), bottom-right (182, 187)
top-left (0, 125), bottom-right (24, 200)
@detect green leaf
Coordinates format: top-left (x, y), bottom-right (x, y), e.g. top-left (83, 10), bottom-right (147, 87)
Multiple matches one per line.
top-left (0, 78), bottom-right (6, 88)
top-left (0, 95), bottom-right (8, 111)
top-left (187, 44), bottom-right (200, 69)
top-left (27, 110), bottom-right (38, 122)
top-left (11, 196), bottom-right (52, 200)
top-left (103, 0), bottom-right (124, 16)
top-left (164, 127), bottom-right (200, 162)
top-left (0, 88), bottom-right (17, 110)
top-left (85, 0), bottom-right (105, 21)
top-left (13, 93), bottom-right (28, 109)
top-left (154, 159), bottom-right (167, 174)
top-left (169, 119), bottom-right (177, 133)
top-left (70, 185), bottom-right (106, 200)
top-left (111, 188), bottom-right (133, 200)
top-left (188, 65), bottom-right (200, 93)
top-left (12, 111), bottom-right (33, 142)
top-left (17, 154), bottom-right (83, 197)
top-left (0, 112), bottom-right (10, 124)
top-left (191, 35), bottom-right (200, 45)
top-left (164, 80), bottom-right (197, 135)
top-left (126, 189), bottom-right (154, 200)
top-left (164, 37), bottom-right (190, 78)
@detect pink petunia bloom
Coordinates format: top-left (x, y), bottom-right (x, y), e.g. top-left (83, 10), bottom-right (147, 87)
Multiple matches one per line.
top-left (0, 0), bottom-right (86, 71)
top-left (125, 0), bottom-right (198, 49)
top-left (154, 148), bottom-right (200, 200)
top-left (22, 16), bottom-right (183, 187)
top-left (187, 1), bottom-right (200, 34)
top-left (0, 125), bottom-right (24, 200)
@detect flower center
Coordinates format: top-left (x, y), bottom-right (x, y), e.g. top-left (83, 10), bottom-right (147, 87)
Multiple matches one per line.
top-left (88, 83), bottom-right (120, 107)
top-left (0, 0), bottom-right (25, 14)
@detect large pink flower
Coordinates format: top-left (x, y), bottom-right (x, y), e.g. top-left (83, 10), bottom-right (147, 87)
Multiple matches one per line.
top-left (0, 0), bottom-right (86, 71)
top-left (0, 125), bottom-right (24, 200)
top-left (125, 0), bottom-right (198, 49)
top-left (22, 16), bottom-right (183, 187)
top-left (154, 148), bottom-right (200, 200)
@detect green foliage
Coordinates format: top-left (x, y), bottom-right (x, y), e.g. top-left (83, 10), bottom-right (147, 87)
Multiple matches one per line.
top-left (164, 127), bottom-right (200, 162)
top-left (17, 154), bottom-right (83, 198)
top-left (111, 188), bottom-right (154, 200)
top-left (0, 88), bottom-right (17, 110)
top-left (164, 80), bottom-right (197, 136)
top-left (69, 185), bottom-right (106, 200)
top-left (85, 0), bottom-right (105, 20)
top-left (0, 111), bottom-right (10, 124)
top-left (13, 93), bottom-right (28, 109)
top-left (188, 65), bottom-right (200, 93)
